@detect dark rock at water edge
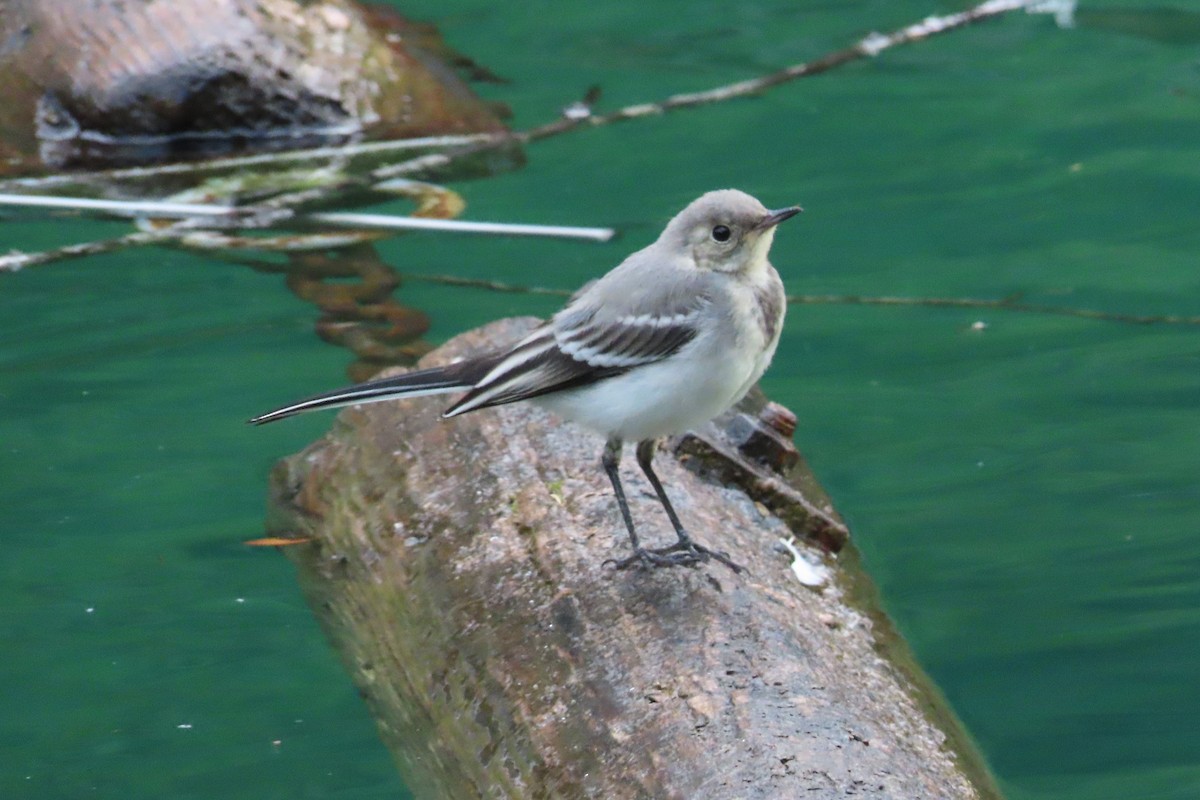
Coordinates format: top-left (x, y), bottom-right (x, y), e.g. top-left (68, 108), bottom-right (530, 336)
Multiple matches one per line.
top-left (0, 0), bottom-right (508, 173)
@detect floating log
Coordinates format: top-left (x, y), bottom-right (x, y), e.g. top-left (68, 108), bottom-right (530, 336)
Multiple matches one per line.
top-left (264, 317), bottom-right (1001, 799)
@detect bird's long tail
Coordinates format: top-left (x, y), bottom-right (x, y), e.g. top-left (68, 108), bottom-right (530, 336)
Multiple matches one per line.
top-left (249, 361), bottom-right (487, 425)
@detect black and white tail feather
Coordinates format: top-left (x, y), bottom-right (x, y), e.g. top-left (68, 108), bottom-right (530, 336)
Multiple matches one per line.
top-left (248, 303), bottom-right (700, 425)
top-left (251, 189), bottom-right (800, 574)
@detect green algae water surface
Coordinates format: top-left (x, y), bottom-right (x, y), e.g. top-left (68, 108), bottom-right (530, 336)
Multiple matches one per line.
top-left (2, 2), bottom-right (1198, 798)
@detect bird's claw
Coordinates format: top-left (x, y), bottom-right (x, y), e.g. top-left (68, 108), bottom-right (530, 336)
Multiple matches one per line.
top-left (605, 540), bottom-right (744, 574)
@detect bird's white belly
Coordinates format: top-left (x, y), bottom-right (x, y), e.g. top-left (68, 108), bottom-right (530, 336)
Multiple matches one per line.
top-left (535, 340), bottom-right (757, 441)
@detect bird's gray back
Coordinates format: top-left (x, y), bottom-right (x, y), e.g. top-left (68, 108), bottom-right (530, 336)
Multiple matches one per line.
top-left (555, 243), bottom-right (713, 330)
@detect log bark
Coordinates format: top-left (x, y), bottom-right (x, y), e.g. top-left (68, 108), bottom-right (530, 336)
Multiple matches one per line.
top-left (265, 317), bottom-right (1002, 800)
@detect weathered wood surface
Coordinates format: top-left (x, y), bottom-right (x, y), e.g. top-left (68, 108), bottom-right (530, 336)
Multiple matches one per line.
top-left (265, 317), bottom-right (1001, 800)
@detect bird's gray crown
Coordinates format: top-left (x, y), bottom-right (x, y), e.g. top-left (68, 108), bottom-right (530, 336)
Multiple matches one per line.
top-left (659, 189), bottom-right (788, 274)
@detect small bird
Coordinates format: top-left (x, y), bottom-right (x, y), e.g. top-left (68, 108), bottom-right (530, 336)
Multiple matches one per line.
top-left (251, 189), bottom-right (800, 572)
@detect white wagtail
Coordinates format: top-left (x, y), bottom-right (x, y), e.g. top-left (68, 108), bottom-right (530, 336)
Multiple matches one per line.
top-left (251, 189), bottom-right (800, 572)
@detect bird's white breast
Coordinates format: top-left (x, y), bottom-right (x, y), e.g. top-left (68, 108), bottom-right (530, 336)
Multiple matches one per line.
top-left (535, 270), bottom-right (783, 441)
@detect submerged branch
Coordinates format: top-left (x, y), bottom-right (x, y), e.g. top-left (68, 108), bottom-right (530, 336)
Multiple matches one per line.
top-left (0, 227), bottom-right (188, 271)
top-left (405, 272), bottom-right (572, 297)
top-left (520, 0), bottom-right (1053, 143)
top-left (406, 273), bottom-right (1200, 327)
top-left (788, 293), bottom-right (1200, 326)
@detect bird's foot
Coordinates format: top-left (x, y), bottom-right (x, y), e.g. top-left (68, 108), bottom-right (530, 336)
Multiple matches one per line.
top-left (605, 540), bottom-right (744, 574)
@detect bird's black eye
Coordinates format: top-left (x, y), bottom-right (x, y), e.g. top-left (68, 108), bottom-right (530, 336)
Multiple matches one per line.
top-left (711, 225), bottom-right (732, 242)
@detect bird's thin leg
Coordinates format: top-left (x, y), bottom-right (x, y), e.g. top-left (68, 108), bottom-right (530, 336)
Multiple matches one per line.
top-left (600, 436), bottom-right (645, 554)
top-left (635, 439), bottom-right (691, 543)
top-left (602, 436), bottom-right (698, 571)
top-left (634, 439), bottom-right (744, 573)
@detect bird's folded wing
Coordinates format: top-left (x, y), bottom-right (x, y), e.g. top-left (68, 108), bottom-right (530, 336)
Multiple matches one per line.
top-left (442, 302), bottom-right (705, 417)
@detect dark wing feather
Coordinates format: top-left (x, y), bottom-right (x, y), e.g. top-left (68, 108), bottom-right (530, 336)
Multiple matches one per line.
top-left (442, 306), bottom-right (702, 418)
top-left (556, 310), bottom-right (698, 367)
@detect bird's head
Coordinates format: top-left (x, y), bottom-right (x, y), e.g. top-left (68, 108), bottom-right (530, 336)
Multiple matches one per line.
top-left (660, 189), bottom-right (801, 275)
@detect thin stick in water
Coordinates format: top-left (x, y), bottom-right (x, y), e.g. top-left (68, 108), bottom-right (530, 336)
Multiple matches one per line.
top-left (403, 273), bottom-right (1200, 328)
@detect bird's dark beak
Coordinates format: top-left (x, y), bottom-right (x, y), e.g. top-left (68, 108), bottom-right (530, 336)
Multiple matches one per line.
top-left (754, 205), bottom-right (803, 231)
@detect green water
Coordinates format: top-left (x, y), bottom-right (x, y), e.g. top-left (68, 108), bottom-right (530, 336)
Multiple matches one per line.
top-left (3, 1), bottom-right (1199, 798)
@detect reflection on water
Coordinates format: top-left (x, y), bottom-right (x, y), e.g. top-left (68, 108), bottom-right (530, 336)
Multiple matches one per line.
top-left (244, 244), bottom-right (434, 381)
